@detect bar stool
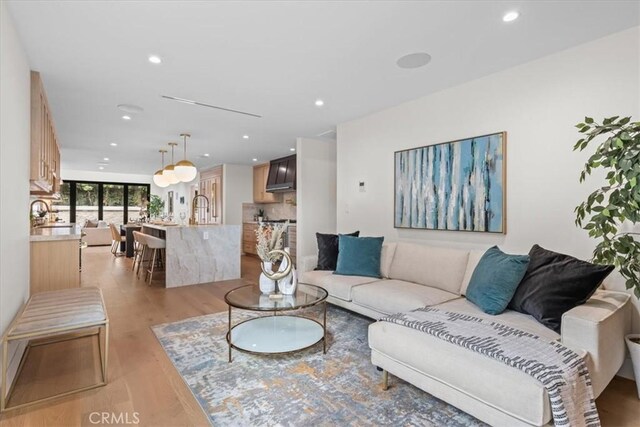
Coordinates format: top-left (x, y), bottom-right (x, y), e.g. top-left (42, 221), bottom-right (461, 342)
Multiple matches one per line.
top-left (144, 235), bottom-right (166, 285)
top-left (109, 223), bottom-right (125, 257)
top-left (132, 231), bottom-right (146, 275)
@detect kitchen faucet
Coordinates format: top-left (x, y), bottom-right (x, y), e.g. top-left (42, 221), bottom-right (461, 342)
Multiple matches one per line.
top-left (190, 194), bottom-right (210, 225)
top-left (30, 199), bottom-right (50, 224)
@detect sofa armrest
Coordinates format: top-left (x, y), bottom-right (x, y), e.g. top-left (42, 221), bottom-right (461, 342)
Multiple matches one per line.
top-left (561, 290), bottom-right (630, 397)
top-left (299, 255), bottom-right (318, 273)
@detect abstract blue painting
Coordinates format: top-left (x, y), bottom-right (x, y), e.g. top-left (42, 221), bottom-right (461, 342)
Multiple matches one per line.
top-left (394, 132), bottom-right (506, 233)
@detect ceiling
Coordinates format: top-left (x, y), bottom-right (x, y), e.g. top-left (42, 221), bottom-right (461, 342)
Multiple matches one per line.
top-left (6, 1), bottom-right (639, 175)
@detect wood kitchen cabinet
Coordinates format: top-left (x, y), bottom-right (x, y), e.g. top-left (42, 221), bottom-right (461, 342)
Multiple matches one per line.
top-left (253, 164), bottom-right (279, 204)
top-left (243, 223), bottom-right (258, 255)
top-left (30, 240), bottom-right (80, 294)
top-left (30, 71), bottom-right (62, 195)
top-left (288, 225), bottom-right (297, 265)
top-left (198, 166), bottom-right (223, 224)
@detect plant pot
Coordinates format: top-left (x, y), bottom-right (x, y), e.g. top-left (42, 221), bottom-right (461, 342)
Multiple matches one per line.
top-left (625, 334), bottom-right (640, 399)
top-left (259, 261), bottom-right (275, 293)
top-left (257, 216), bottom-right (264, 223)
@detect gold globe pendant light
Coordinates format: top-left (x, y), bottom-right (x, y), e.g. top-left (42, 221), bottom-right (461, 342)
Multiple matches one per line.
top-left (174, 133), bottom-right (198, 182)
top-left (162, 142), bottom-right (180, 185)
top-left (153, 149), bottom-right (170, 188)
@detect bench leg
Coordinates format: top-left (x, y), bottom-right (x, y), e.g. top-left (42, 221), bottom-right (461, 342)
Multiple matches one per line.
top-left (97, 323), bottom-right (109, 384)
top-left (382, 369), bottom-right (389, 391)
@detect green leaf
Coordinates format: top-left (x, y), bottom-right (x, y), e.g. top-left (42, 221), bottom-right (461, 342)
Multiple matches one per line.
top-left (585, 117), bottom-right (594, 124)
top-left (603, 209), bottom-right (610, 217)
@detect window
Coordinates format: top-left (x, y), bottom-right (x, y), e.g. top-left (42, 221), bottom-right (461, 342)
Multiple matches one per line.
top-left (102, 184), bottom-right (125, 224)
top-left (62, 180), bottom-right (150, 225)
top-left (75, 182), bottom-right (99, 225)
top-left (127, 185), bottom-right (149, 221)
top-left (52, 182), bottom-right (71, 223)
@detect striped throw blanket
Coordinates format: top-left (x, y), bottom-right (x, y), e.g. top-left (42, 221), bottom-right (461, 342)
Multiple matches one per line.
top-left (380, 307), bottom-right (600, 427)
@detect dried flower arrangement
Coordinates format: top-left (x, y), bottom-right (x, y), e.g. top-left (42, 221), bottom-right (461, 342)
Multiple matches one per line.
top-left (255, 221), bottom-right (288, 262)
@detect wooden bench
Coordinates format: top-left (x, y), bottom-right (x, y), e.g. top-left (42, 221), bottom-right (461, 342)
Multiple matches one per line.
top-left (1, 287), bottom-right (109, 412)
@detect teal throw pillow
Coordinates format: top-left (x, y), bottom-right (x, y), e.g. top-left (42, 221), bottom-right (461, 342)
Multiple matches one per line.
top-left (466, 246), bottom-right (530, 315)
top-left (334, 236), bottom-right (384, 278)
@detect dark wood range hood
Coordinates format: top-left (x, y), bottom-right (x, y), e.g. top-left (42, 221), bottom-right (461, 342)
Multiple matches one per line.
top-left (266, 154), bottom-right (296, 192)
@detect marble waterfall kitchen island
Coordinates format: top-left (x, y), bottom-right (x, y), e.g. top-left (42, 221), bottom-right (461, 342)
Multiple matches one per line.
top-left (142, 224), bottom-right (241, 287)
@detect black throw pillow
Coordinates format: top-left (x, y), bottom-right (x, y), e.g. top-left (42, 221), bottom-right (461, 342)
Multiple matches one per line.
top-left (509, 244), bottom-right (614, 333)
top-left (315, 231), bottom-right (360, 271)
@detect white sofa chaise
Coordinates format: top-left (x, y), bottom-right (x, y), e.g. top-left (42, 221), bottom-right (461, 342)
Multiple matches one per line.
top-left (298, 242), bottom-right (630, 427)
top-left (82, 220), bottom-right (112, 246)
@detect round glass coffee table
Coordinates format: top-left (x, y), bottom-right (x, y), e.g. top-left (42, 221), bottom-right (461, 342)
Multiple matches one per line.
top-left (224, 284), bottom-right (328, 362)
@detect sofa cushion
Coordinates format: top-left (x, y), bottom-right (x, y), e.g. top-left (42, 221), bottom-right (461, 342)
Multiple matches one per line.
top-left (388, 243), bottom-right (469, 295)
top-left (351, 280), bottom-right (459, 315)
top-left (460, 250), bottom-right (485, 296)
top-left (84, 219), bottom-right (98, 228)
top-left (466, 246), bottom-right (530, 315)
top-left (437, 298), bottom-right (559, 341)
top-left (509, 244), bottom-right (615, 333)
top-left (369, 319), bottom-right (553, 426)
top-left (298, 270), bottom-right (378, 301)
top-left (335, 236), bottom-right (384, 278)
top-left (315, 231), bottom-right (359, 271)
top-left (380, 243), bottom-right (396, 279)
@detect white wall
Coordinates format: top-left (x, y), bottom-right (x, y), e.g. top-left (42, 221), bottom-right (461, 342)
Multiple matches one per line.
top-left (337, 27), bottom-right (640, 376)
top-left (222, 164), bottom-right (253, 226)
top-left (62, 169), bottom-right (152, 186)
top-left (0, 1), bottom-right (31, 391)
top-left (296, 137), bottom-right (337, 259)
top-left (338, 26), bottom-right (639, 259)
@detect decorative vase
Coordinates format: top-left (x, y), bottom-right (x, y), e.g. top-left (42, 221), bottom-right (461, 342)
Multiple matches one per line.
top-left (625, 334), bottom-right (640, 399)
top-left (281, 268), bottom-right (298, 295)
top-left (259, 261), bottom-right (275, 293)
top-left (278, 248), bottom-right (297, 295)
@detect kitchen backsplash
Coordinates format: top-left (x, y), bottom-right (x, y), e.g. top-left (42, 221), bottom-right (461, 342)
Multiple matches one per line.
top-left (243, 196), bottom-right (296, 222)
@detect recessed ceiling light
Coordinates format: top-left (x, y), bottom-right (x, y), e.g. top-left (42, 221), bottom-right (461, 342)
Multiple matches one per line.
top-left (110, 142), bottom-right (117, 147)
top-left (203, 153), bottom-right (210, 157)
top-left (122, 115), bottom-right (131, 120)
top-left (103, 157), bottom-right (109, 161)
top-left (243, 134), bottom-right (249, 139)
top-left (98, 166), bottom-right (104, 170)
top-left (503, 11), bottom-right (519, 22)
top-left (315, 99), bottom-right (324, 107)
top-left (396, 52), bottom-right (432, 69)
top-left (252, 158), bottom-right (258, 162)
top-left (148, 55), bottom-right (162, 64)
top-left (290, 148), bottom-right (296, 152)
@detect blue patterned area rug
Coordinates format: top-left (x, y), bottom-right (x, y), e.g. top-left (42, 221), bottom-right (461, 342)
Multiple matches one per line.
top-left (151, 305), bottom-right (484, 426)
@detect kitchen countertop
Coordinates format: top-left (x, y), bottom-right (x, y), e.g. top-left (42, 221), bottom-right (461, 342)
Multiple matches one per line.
top-left (243, 221), bottom-right (296, 226)
top-left (142, 223), bottom-right (221, 231)
top-left (30, 224), bottom-right (83, 242)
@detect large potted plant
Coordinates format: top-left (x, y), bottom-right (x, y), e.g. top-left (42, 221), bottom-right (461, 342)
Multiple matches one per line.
top-left (148, 195), bottom-right (165, 219)
top-left (574, 115), bottom-right (640, 397)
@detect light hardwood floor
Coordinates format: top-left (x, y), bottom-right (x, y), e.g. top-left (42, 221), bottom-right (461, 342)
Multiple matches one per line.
top-left (0, 246), bottom-right (638, 426)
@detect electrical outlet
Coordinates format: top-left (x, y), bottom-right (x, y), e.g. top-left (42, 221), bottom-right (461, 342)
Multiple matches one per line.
top-left (203, 231), bottom-right (209, 240)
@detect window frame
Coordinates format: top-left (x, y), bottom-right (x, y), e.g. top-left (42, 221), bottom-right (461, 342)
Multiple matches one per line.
top-left (62, 180), bottom-right (150, 225)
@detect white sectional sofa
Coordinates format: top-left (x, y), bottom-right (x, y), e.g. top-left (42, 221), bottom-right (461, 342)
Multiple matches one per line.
top-left (298, 242), bottom-right (630, 427)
